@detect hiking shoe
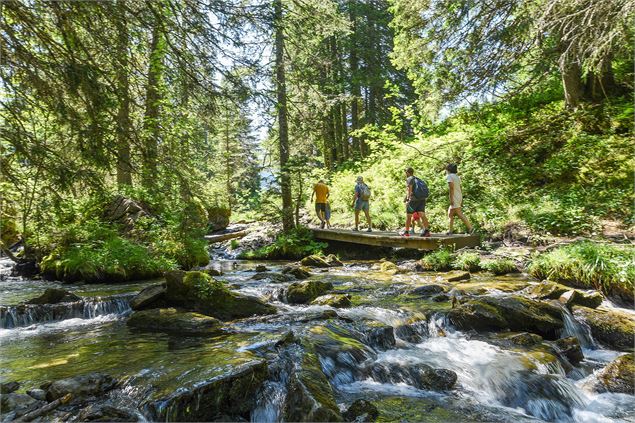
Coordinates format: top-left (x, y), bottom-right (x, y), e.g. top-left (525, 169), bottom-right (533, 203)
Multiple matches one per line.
top-left (399, 230), bottom-right (410, 237)
top-left (421, 229), bottom-right (431, 237)
top-left (366, 228), bottom-right (372, 232)
top-left (320, 222), bottom-right (325, 229)
top-left (409, 228), bottom-right (415, 235)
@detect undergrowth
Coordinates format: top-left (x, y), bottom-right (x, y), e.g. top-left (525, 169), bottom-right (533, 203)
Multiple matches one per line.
top-left (239, 226), bottom-right (327, 260)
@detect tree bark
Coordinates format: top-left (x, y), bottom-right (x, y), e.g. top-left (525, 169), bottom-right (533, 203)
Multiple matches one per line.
top-left (115, 0), bottom-right (132, 188)
top-left (348, 0), bottom-right (362, 157)
top-left (274, 0), bottom-right (294, 231)
top-left (560, 57), bottom-right (583, 109)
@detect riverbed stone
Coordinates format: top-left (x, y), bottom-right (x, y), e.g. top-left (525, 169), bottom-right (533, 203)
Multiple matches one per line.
top-left (76, 403), bottom-right (141, 422)
top-left (286, 280), bottom-right (333, 304)
top-left (325, 254), bottom-right (344, 267)
top-left (410, 284), bottom-right (446, 297)
top-left (146, 360), bottom-right (268, 421)
top-left (26, 388), bottom-right (47, 401)
top-left (0, 381), bottom-right (20, 394)
top-left (301, 255), bottom-right (331, 268)
top-left (554, 336), bottom-right (584, 365)
top-left (528, 281), bottom-right (570, 300)
top-left (375, 261), bottom-right (399, 275)
top-left (129, 283), bottom-right (166, 310)
top-left (444, 271), bottom-right (470, 282)
top-left (594, 353), bottom-right (634, 394)
top-left (255, 264), bottom-right (268, 272)
top-left (127, 308), bottom-right (225, 335)
top-left (343, 399), bottom-right (379, 422)
top-left (46, 372), bottom-right (117, 401)
top-left (0, 392), bottom-right (42, 414)
top-left (447, 295), bottom-right (563, 339)
top-left (558, 290), bottom-right (603, 309)
top-left (282, 265), bottom-right (311, 280)
top-left (508, 332), bottom-right (543, 346)
top-left (364, 323), bottom-right (396, 350)
top-left (311, 293), bottom-right (352, 308)
top-left (251, 272), bottom-right (295, 283)
top-left (26, 288), bottom-right (81, 304)
top-left (370, 362), bottom-right (457, 391)
top-left (572, 306), bottom-right (634, 351)
top-left (165, 270), bottom-right (276, 320)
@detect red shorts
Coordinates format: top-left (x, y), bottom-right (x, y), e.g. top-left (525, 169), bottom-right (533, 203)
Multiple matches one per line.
top-left (412, 212), bottom-right (420, 220)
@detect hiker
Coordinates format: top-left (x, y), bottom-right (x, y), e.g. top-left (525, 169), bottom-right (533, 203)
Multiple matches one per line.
top-left (446, 163), bottom-right (473, 234)
top-left (324, 201), bottom-right (332, 229)
top-left (311, 179), bottom-right (330, 229)
top-left (352, 176), bottom-right (372, 232)
top-left (402, 167), bottom-right (431, 237)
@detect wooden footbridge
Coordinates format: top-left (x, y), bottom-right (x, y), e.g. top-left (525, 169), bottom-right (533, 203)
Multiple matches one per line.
top-left (312, 228), bottom-right (480, 251)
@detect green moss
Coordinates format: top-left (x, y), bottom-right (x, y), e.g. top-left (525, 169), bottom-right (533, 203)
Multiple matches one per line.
top-left (452, 252), bottom-right (481, 272)
top-left (481, 258), bottom-right (518, 275)
top-left (420, 248), bottom-right (454, 271)
top-left (375, 397), bottom-right (465, 423)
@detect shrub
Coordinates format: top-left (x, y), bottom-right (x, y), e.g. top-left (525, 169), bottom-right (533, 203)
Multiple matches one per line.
top-left (239, 226), bottom-right (327, 260)
top-left (528, 241), bottom-right (634, 302)
top-left (453, 252), bottom-right (481, 272)
top-left (481, 258), bottom-right (518, 275)
top-left (420, 248), bottom-right (454, 271)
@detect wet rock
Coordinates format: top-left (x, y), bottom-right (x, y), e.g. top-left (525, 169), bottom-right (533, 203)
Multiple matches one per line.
top-left (394, 320), bottom-right (428, 344)
top-left (301, 255), bottom-right (330, 268)
top-left (127, 308), bottom-right (225, 335)
top-left (103, 195), bottom-right (150, 231)
top-left (12, 259), bottom-right (38, 278)
top-left (431, 293), bottom-right (450, 302)
top-left (46, 372), bottom-right (117, 401)
top-left (324, 254), bottom-right (344, 267)
top-left (0, 381), bottom-right (20, 394)
top-left (203, 268), bottom-right (222, 277)
top-left (282, 265), bottom-right (311, 280)
top-left (398, 260), bottom-right (424, 273)
top-left (26, 388), bottom-right (47, 401)
top-left (410, 284), bottom-right (446, 297)
top-left (370, 362), bottom-right (456, 391)
top-left (447, 295), bottom-right (563, 339)
top-left (255, 264), bottom-right (268, 272)
top-left (146, 361), bottom-right (268, 421)
top-left (26, 288), bottom-right (81, 304)
top-left (311, 294), bottom-right (352, 308)
top-left (373, 261), bottom-right (398, 275)
top-left (364, 323), bottom-right (396, 350)
top-left (129, 283), bottom-right (166, 310)
top-left (284, 347), bottom-right (343, 422)
top-left (165, 270), bottom-right (276, 320)
top-left (1, 392), bottom-right (42, 413)
top-left (343, 399), bottom-right (379, 422)
top-left (558, 290), bottom-right (603, 309)
top-left (286, 280), bottom-right (333, 304)
top-left (75, 403), bottom-right (141, 422)
top-left (509, 332), bottom-right (543, 346)
top-left (528, 281), bottom-right (570, 300)
top-left (594, 353), bottom-right (634, 394)
top-left (554, 336), bottom-right (584, 365)
top-left (251, 272), bottom-right (295, 283)
top-left (572, 306), bottom-right (634, 351)
top-left (443, 271), bottom-right (470, 282)
top-left (307, 324), bottom-right (375, 375)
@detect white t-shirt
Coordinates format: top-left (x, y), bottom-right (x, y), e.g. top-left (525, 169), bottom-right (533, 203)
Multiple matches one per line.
top-left (446, 173), bottom-right (462, 208)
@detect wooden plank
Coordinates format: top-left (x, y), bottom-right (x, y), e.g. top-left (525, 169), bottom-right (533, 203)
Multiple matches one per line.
top-left (204, 230), bottom-right (248, 243)
top-left (312, 228), bottom-right (479, 251)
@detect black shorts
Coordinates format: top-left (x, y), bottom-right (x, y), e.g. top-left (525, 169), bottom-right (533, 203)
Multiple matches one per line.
top-left (407, 199), bottom-right (426, 214)
top-left (315, 203), bottom-right (327, 215)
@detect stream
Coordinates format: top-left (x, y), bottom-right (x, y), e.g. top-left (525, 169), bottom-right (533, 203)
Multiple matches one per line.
top-left (0, 255), bottom-right (633, 422)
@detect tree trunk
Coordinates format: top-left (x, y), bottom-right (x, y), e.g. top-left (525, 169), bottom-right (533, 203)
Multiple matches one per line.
top-left (348, 1), bottom-right (361, 157)
top-left (274, 0), bottom-right (294, 231)
top-left (115, 0), bottom-right (132, 187)
top-left (142, 21), bottom-right (164, 190)
top-left (560, 57), bottom-right (583, 109)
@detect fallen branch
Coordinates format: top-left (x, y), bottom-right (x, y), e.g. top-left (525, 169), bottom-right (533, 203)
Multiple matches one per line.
top-left (15, 393), bottom-right (72, 422)
top-left (0, 240), bottom-right (19, 263)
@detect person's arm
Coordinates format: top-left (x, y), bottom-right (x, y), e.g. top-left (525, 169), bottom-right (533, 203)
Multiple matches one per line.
top-left (448, 181), bottom-right (455, 207)
top-left (352, 188), bottom-right (358, 207)
top-left (406, 183), bottom-right (413, 202)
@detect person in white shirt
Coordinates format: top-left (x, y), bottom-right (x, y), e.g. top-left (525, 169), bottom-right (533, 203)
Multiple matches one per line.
top-left (446, 163), bottom-right (474, 234)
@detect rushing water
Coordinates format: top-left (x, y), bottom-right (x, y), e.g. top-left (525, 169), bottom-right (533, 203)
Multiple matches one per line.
top-left (0, 256), bottom-right (633, 422)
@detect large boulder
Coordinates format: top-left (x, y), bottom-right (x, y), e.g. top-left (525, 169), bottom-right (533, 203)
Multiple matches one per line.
top-left (0, 393), bottom-right (42, 414)
top-left (311, 294), bottom-right (352, 308)
top-left (508, 332), bottom-right (543, 346)
top-left (206, 206), bottom-right (231, 232)
top-left (301, 255), bottom-right (331, 268)
top-left (594, 353), bottom-right (634, 394)
top-left (286, 281), bottom-right (333, 304)
top-left (572, 306), bottom-right (634, 351)
top-left (102, 195), bottom-right (150, 231)
top-left (26, 288), bottom-right (81, 304)
top-left (129, 284), bottom-right (166, 310)
top-left (127, 308), bottom-right (224, 335)
top-left (46, 372), bottom-right (117, 401)
top-left (528, 281), bottom-right (570, 300)
top-left (145, 361), bottom-right (268, 421)
top-left (558, 290), bottom-right (603, 309)
top-left (410, 284), bottom-right (446, 297)
top-left (282, 265), bottom-right (312, 280)
top-left (343, 399), bottom-right (379, 422)
top-left (164, 271), bottom-right (276, 320)
top-left (447, 295), bottom-right (563, 339)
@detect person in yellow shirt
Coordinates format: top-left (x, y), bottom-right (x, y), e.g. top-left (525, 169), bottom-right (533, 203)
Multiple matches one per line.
top-left (311, 180), bottom-right (330, 229)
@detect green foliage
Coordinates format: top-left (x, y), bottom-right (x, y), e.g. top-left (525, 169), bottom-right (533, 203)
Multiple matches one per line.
top-left (420, 248), bottom-right (454, 271)
top-left (183, 271), bottom-right (228, 300)
top-left (240, 226), bottom-right (327, 260)
top-left (481, 259), bottom-right (518, 275)
top-left (528, 241), bottom-right (635, 299)
top-left (452, 252), bottom-right (481, 272)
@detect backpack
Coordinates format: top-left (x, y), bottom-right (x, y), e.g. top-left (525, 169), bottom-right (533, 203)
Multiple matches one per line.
top-left (412, 177), bottom-right (429, 199)
top-left (360, 184), bottom-right (371, 201)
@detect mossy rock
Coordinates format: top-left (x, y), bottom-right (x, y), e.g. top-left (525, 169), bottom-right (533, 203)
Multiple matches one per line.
top-left (554, 336), bottom-right (584, 365)
top-left (311, 293), bottom-right (352, 308)
top-left (410, 284), bottom-right (447, 297)
top-left (286, 280), bottom-right (333, 304)
top-left (165, 270), bottom-right (276, 320)
top-left (558, 289), bottom-right (603, 309)
top-left (251, 272), bottom-right (295, 283)
top-left (507, 332), bottom-right (543, 346)
top-left (572, 306), bottom-right (635, 351)
top-left (448, 295), bottom-right (563, 339)
top-left (343, 399), bottom-right (379, 422)
top-left (129, 283), bottom-right (166, 310)
top-left (25, 288), bottom-right (81, 304)
top-left (371, 260), bottom-right (399, 275)
top-left (374, 397), bottom-right (466, 423)
top-left (325, 254), bottom-right (344, 267)
top-left (528, 281), bottom-right (571, 300)
top-left (127, 308), bottom-right (224, 335)
top-left (301, 255), bottom-right (330, 268)
top-left (443, 270), bottom-right (470, 282)
top-left (595, 353), bottom-right (634, 394)
top-left (282, 265), bottom-right (312, 280)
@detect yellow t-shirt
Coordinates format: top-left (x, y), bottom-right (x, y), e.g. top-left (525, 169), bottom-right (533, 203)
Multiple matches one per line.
top-left (314, 183), bottom-right (329, 203)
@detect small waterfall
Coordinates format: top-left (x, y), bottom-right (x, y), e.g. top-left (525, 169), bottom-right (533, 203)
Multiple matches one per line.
top-left (560, 306), bottom-right (596, 349)
top-left (0, 294), bottom-right (132, 328)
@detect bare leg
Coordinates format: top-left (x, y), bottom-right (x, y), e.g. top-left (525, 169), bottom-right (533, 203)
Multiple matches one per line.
top-left (364, 209), bottom-right (372, 229)
top-left (354, 210), bottom-right (360, 229)
top-left (448, 207), bottom-right (455, 233)
top-left (405, 213), bottom-right (412, 231)
top-left (454, 208), bottom-right (473, 232)
top-left (420, 212), bottom-right (430, 230)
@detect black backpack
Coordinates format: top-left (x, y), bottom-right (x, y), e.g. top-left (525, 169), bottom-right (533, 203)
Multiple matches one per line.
top-left (412, 177), bottom-right (429, 200)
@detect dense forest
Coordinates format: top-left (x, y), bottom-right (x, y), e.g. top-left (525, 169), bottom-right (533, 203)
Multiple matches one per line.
top-left (0, 0), bottom-right (634, 422)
